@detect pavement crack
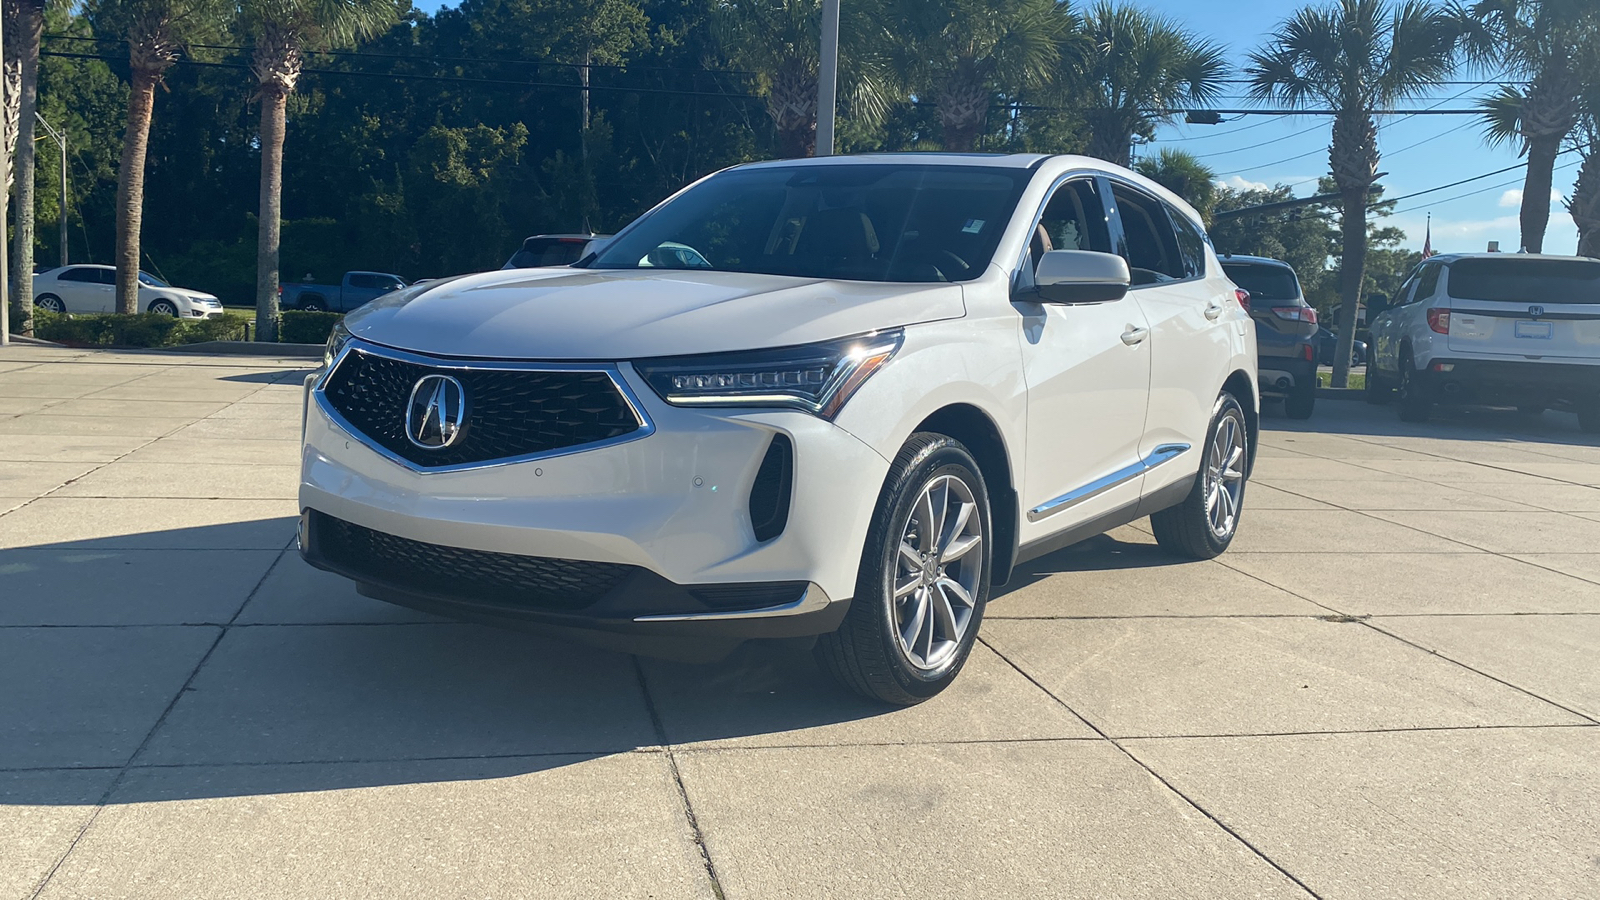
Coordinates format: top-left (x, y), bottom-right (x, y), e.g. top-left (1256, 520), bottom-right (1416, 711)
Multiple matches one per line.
top-left (633, 656), bottom-right (727, 900)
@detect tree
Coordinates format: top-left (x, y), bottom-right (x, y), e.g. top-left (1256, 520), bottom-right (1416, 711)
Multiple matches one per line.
top-left (1573, 102), bottom-right (1599, 257)
top-left (1459, 0), bottom-right (1600, 253)
top-left (8, 0), bottom-right (46, 336)
top-left (1248, 0), bottom-right (1459, 387)
top-left (1074, 1), bottom-right (1226, 167)
top-left (713, 0), bottom-right (891, 158)
top-left (1134, 147), bottom-right (1217, 220)
top-left (891, 0), bottom-right (1069, 152)
top-left (241, 0), bottom-right (399, 342)
top-left (88, 0), bottom-right (228, 314)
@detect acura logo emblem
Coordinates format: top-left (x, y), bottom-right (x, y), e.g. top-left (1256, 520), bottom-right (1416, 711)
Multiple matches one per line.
top-left (405, 374), bottom-right (467, 449)
top-left (1528, 305), bottom-right (1545, 318)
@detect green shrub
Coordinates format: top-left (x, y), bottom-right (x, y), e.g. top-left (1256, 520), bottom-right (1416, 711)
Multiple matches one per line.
top-left (279, 310), bottom-right (345, 344)
top-left (29, 310), bottom-right (249, 348)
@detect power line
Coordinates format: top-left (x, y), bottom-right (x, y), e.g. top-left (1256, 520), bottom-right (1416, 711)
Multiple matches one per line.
top-left (1213, 143), bottom-right (1327, 177)
top-left (1182, 121), bottom-right (1326, 159)
top-left (1154, 116), bottom-right (1276, 142)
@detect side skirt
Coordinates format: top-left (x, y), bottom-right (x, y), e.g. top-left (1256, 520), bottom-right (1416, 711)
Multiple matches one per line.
top-left (1012, 474), bottom-right (1196, 567)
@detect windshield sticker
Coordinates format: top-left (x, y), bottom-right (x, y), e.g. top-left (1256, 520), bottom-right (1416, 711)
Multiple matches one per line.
top-left (962, 219), bottom-right (985, 234)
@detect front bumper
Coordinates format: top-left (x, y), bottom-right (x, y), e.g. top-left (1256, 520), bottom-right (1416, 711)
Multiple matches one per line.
top-left (1420, 357), bottom-right (1600, 406)
top-left (298, 360), bottom-right (888, 643)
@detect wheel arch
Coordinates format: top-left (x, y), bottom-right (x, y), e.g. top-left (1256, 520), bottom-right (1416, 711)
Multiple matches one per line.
top-left (1222, 369), bottom-right (1259, 475)
top-left (911, 403), bottom-right (1020, 587)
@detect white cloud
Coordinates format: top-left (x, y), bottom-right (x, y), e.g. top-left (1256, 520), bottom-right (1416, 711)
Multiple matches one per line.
top-left (1388, 212), bottom-right (1579, 255)
top-left (1498, 187), bottom-right (1563, 208)
top-left (1217, 175), bottom-right (1272, 192)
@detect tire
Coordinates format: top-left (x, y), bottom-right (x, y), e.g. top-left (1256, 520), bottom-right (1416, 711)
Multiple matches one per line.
top-left (36, 294), bottom-right (65, 314)
top-left (300, 297), bottom-right (327, 312)
top-left (816, 433), bottom-right (991, 706)
top-left (1364, 366), bottom-right (1392, 405)
top-left (1284, 380), bottom-right (1316, 419)
top-left (148, 299), bottom-right (179, 317)
top-left (1396, 351), bottom-right (1432, 423)
top-left (1150, 392), bottom-right (1249, 560)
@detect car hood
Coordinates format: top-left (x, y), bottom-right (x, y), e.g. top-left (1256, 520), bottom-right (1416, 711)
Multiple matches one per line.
top-left (343, 268), bottom-right (967, 359)
top-left (154, 286), bottom-right (217, 301)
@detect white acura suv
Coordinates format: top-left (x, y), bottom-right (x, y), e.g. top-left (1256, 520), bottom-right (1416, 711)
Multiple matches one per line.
top-left (300, 154), bottom-right (1257, 704)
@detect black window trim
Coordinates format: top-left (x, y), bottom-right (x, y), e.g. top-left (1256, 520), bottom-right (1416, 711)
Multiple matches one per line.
top-left (1010, 169), bottom-right (1115, 297)
top-left (1101, 175), bottom-right (1206, 290)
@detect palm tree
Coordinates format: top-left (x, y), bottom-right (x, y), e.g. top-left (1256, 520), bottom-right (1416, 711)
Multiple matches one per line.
top-left (1134, 147), bottom-right (1218, 220)
top-left (242, 0), bottom-right (398, 342)
top-left (1459, 0), bottom-right (1600, 253)
top-left (88, 0), bottom-right (228, 314)
top-left (1572, 101), bottom-right (1599, 257)
top-left (9, 0), bottom-right (48, 337)
top-left (1074, 2), bottom-right (1227, 167)
top-left (890, 0), bottom-right (1069, 152)
top-left (1248, 0), bottom-right (1460, 388)
top-left (713, 0), bottom-right (891, 159)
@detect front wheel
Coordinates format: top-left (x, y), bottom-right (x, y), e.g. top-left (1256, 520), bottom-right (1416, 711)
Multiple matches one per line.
top-left (1150, 392), bottom-right (1249, 560)
top-left (1364, 366), bottom-right (1392, 404)
top-left (816, 433), bottom-right (991, 706)
top-left (147, 299), bottom-right (179, 317)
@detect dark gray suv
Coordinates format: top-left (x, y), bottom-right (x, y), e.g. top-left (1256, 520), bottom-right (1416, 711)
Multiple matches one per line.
top-left (1222, 255), bottom-right (1319, 419)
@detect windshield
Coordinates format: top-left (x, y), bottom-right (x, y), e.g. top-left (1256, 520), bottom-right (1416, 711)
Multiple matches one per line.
top-left (138, 272), bottom-right (170, 287)
top-left (1222, 262), bottom-right (1300, 302)
top-left (586, 164), bottom-right (1031, 283)
top-left (1446, 258), bottom-right (1600, 304)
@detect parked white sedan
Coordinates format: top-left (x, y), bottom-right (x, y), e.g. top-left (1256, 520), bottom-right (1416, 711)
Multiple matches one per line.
top-left (300, 154), bottom-right (1258, 704)
top-left (32, 265), bottom-right (224, 318)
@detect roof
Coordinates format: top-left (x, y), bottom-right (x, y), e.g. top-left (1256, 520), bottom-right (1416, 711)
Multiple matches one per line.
top-left (1424, 253), bottom-right (1600, 263)
top-left (735, 152), bottom-right (1050, 170)
top-left (1219, 254), bottom-right (1293, 268)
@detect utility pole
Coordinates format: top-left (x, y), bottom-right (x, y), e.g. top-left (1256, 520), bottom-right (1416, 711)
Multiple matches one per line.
top-left (36, 114), bottom-right (67, 267)
top-left (815, 0), bottom-right (840, 156)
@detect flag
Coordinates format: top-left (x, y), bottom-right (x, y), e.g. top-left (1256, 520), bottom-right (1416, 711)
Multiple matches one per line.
top-left (1422, 214), bottom-right (1433, 259)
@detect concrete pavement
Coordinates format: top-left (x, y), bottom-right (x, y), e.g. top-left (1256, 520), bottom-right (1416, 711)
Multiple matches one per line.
top-left (3, 344), bottom-right (1598, 899)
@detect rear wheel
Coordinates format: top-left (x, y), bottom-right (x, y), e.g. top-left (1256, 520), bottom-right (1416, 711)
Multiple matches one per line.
top-left (1150, 392), bottom-right (1249, 560)
top-left (300, 297), bottom-right (327, 312)
top-left (1397, 351), bottom-right (1432, 423)
top-left (1284, 380), bottom-right (1316, 419)
top-left (36, 294), bottom-right (65, 314)
top-left (816, 433), bottom-right (991, 706)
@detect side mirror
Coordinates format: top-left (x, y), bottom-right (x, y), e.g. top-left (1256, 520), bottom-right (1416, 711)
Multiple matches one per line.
top-left (1033, 250), bottom-right (1131, 304)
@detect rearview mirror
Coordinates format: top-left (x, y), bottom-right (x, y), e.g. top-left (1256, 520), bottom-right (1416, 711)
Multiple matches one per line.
top-left (1034, 250), bottom-right (1131, 304)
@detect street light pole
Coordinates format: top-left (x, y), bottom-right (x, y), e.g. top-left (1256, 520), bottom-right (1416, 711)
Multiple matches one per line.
top-left (36, 114), bottom-right (67, 267)
top-left (1, 14), bottom-right (10, 348)
top-left (815, 0), bottom-right (840, 157)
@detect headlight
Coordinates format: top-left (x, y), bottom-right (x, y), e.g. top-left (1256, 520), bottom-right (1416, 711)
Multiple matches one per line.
top-left (634, 331), bottom-right (902, 420)
top-left (323, 321), bottom-right (352, 368)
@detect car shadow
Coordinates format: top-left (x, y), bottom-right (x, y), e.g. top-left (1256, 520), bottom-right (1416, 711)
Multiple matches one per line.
top-left (7, 516), bottom-right (1127, 805)
top-left (1262, 397), bottom-right (1597, 446)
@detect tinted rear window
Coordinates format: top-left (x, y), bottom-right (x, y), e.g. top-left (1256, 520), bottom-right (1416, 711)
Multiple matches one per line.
top-left (1447, 258), bottom-right (1600, 304)
top-left (1222, 263), bottom-right (1301, 302)
top-left (509, 239), bottom-right (588, 268)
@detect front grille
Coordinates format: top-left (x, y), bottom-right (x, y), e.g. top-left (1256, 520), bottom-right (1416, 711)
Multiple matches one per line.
top-left (322, 348), bottom-right (642, 468)
top-left (310, 512), bottom-right (636, 611)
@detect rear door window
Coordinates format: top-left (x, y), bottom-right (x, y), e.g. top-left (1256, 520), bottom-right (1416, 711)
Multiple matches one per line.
top-left (58, 268), bottom-right (98, 283)
top-left (1167, 207), bottom-right (1210, 279)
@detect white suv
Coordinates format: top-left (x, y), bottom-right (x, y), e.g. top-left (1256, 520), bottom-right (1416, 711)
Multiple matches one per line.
top-left (299, 154), bottom-right (1258, 704)
top-left (1367, 253), bottom-right (1600, 432)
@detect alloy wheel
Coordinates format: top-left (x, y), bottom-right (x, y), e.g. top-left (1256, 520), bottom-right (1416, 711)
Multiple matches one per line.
top-left (1204, 414), bottom-right (1246, 540)
top-left (892, 474), bottom-right (983, 671)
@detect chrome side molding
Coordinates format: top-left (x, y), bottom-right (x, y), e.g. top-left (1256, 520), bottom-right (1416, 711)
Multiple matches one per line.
top-left (1027, 443), bottom-right (1191, 522)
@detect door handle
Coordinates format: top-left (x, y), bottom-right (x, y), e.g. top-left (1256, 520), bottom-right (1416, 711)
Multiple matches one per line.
top-left (1121, 326), bottom-right (1148, 346)
top-left (1204, 302), bottom-right (1224, 321)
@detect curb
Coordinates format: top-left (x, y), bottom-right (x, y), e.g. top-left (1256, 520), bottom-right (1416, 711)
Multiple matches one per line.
top-left (1, 334), bottom-right (64, 347)
top-left (160, 340), bottom-right (324, 358)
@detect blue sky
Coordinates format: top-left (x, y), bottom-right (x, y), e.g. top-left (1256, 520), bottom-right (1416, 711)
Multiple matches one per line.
top-left (1143, 0), bottom-right (1580, 255)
